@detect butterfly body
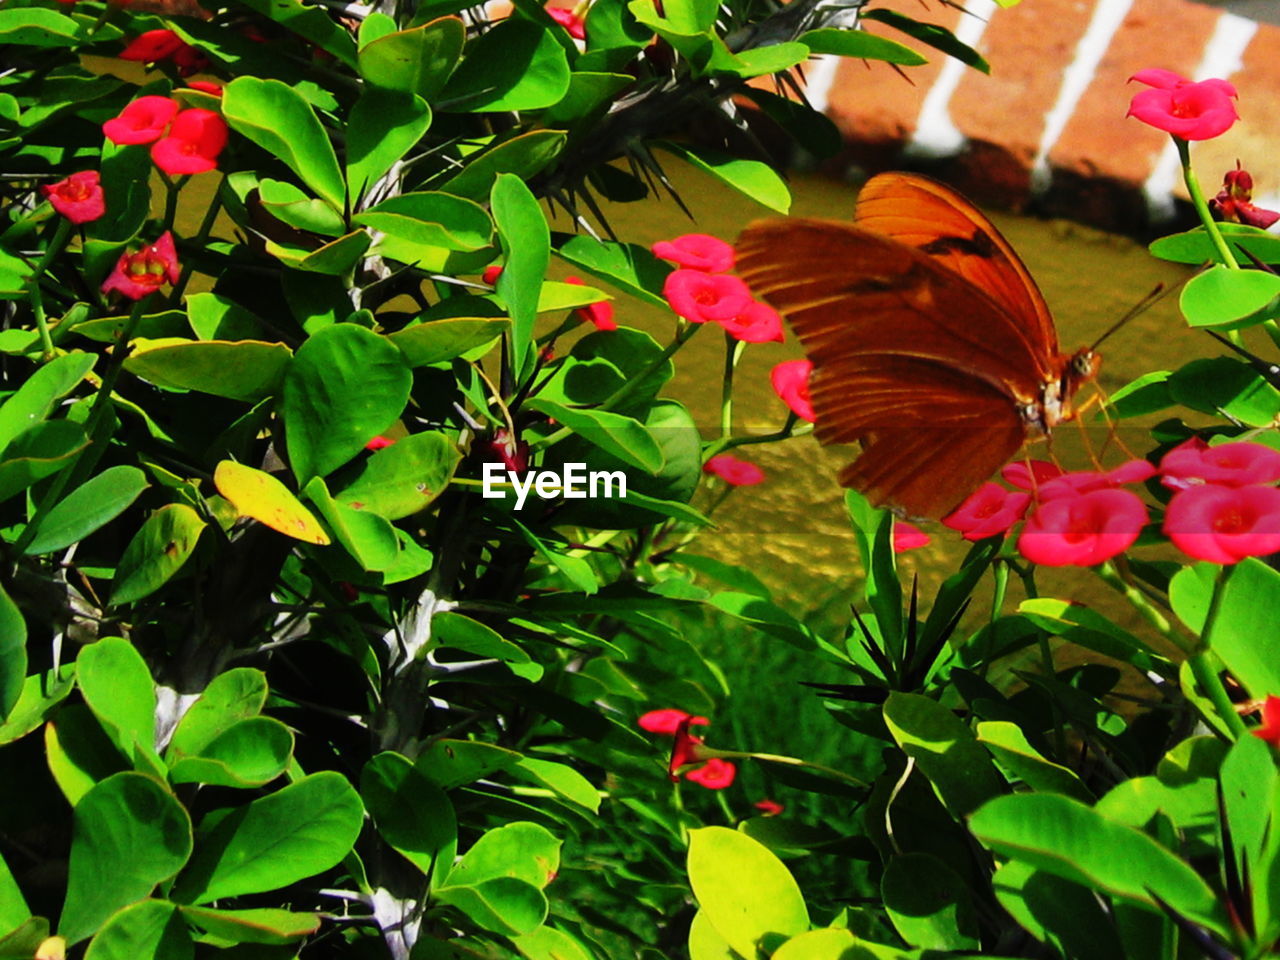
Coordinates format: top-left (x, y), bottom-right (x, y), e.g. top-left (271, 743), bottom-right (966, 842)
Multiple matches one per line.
top-left (736, 173), bottom-right (1099, 519)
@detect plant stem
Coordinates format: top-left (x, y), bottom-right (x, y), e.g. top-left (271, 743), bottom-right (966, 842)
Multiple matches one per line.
top-left (1175, 137), bottom-right (1238, 270)
top-left (27, 218), bottom-right (72, 362)
top-left (1094, 559), bottom-right (1192, 654)
top-left (710, 749), bottom-right (868, 789)
top-left (719, 333), bottom-right (743, 440)
top-left (1187, 564), bottom-right (1249, 739)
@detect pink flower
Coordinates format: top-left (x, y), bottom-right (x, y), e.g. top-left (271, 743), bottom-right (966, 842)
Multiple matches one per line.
top-left (771, 359), bottom-right (815, 422)
top-left (365, 436), bottom-right (395, 451)
top-left (651, 234), bottom-right (735, 273)
top-left (1211, 163), bottom-right (1280, 229)
top-left (639, 708), bottom-right (708, 735)
top-left (546, 5), bottom-right (585, 39)
top-left (41, 171), bottom-right (105, 224)
top-left (663, 270), bottom-right (752, 323)
top-left (893, 520), bottom-right (930, 553)
top-left (186, 80), bottom-right (223, 97)
top-left (1001, 460), bottom-right (1063, 490)
top-left (637, 711), bottom-right (736, 790)
top-left (150, 109), bottom-right (228, 175)
top-left (942, 482), bottom-right (1031, 541)
top-left (753, 798), bottom-right (784, 816)
top-left (101, 231), bottom-right (180, 301)
top-left (119, 28), bottom-right (185, 61)
top-left (1160, 440), bottom-right (1280, 489)
top-left (1127, 70), bottom-right (1239, 141)
top-left (565, 276), bottom-right (615, 331)
top-left (703, 454), bottom-right (764, 486)
top-left (685, 758), bottom-right (736, 789)
top-left (719, 300), bottom-right (783, 343)
top-left (482, 264), bottom-right (503, 285)
top-left (1017, 488), bottom-right (1148, 567)
top-left (1037, 460), bottom-right (1157, 501)
top-left (1253, 695), bottom-right (1280, 746)
top-left (1164, 483), bottom-right (1280, 564)
top-left (103, 96), bottom-right (179, 145)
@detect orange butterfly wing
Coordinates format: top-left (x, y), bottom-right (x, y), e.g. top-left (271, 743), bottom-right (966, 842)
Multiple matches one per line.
top-left (736, 176), bottom-right (1063, 519)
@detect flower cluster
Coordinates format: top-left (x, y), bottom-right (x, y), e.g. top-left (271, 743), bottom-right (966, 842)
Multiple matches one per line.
top-left (655, 234), bottom-right (784, 343)
top-left (1160, 439), bottom-right (1280, 564)
top-left (638, 709), bottom-right (736, 789)
top-left (103, 96), bottom-right (228, 176)
top-left (1126, 69), bottom-right (1238, 140)
top-left (119, 29), bottom-right (209, 76)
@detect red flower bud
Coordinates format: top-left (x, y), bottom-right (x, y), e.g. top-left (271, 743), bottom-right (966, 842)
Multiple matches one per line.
top-left (770, 359), bottom-right (815, 422)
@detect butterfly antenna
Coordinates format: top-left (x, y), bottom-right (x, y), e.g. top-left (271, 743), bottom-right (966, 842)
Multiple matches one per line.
top-left (1089, 282), bottom-right (1170, 352)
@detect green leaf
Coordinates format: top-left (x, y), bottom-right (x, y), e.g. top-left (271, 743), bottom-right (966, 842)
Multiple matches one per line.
top-left (705, 592), bottom-right (817, 651)
top-left (1205, 558), bottom-right (1280, 699)
top-left (264, 230), bottom-right (372, 276)
top-left (0, 420), bottom-right (87, 505)
top-left (233, 0), bottom-right (357, 65)
top-left (512, 926), bottom-right (594, 960)
top-left (76, 637), bottom-right (158, 770)
top-left (258, 179), bottom-right (347, 236)
top-left (178, 905), bottom-right (320, 945)
top-left (434, 879), bottom-right (546, 937)
top-left (687, 909), bottom-right (737, 960)
top-left (770, 928), bottom-right (860, 959)
top-left (82, 899), bottom-right (191, 960)
top-left (654, 141), bottom-right (790, 213)
top-left (304, 476), bottom-right (400, 571)
top-left (173, 771), bottom-right (363, 904)
top-left (1180, 265), bottom-right (1280, 330)
top-left (441, 20), bottom-right (571, 111)
top-left (346, 89), bottom-right (432, 202)
top-left (977, 721), bottom-right (1092, 802)
top-left (446, 822), bottom-right (560, 890)
top-left (60, 774), bottom-right (193, 944)
top-left (439, 130), bottom-right (567, 202)
top-left (1150, 222), bottom-right (1280, 265)
top-left (511, 757), bottom-right (599, 813)
top-left (544, 71), bottom-right (633, 126)
top-left (281, 324), bottom-right (413, 484)
top-left (860, 8), bottom-right (989, 73)
top-left (222, 77), bottom-right (346, 211)
top-left (883, 693), bottom-right (1004, 818)
top-left (1168, 357), bottom-right (1280, 428)
top-left (353, 192), bottom-right (493, 262)
top-left (389, 318), bottom-right (507, 366)
top-left (992, 861), bottom-right (1126, 960)
top-left (1105, 370), bottom-right (1174, 419)
top-left (0, 351), bottom-right (94, 451)
top-left (881, 852), bottom-right (979, 951)
top-left (799, 27), bottom-right (927, 63)
top-left (509, 517), bottom-right (600, 596)
top-left (527, 399), bottom-right (662, 473)
top-left (0, 850), bottom-right (28, 935)
top-left (687, 827), bottom-right (807, 958)
top-left (415, 738), bottom-right (522, 789)
top-left (1017, 598), bottom-right (1170, 675)
top-left (361, 752), bottom-right (457, 879)
top-left (124, 340), bottom-right (291, 402)
top-left (358, 16), bottom-right (464, 100)
top-left (0, 664), bottom-right (75, 746)
top-left (555, 235), bottom-right (671, 308)
top-left (168, 717), bottom-right (294, 788)
top-left (845, 490), bottom-right (902, 661)
top-left (431, 611), bottom-right (536, 676)
top-left (22, 465), bottom-right (146, 557)
top-left (492, 174), bottom-right (549, 377)
top-left (969, 793), bottom-right (1229, 935)
top-left (1219, 736), bottom-right (1276, 934)
top-left (167, 668), bottom-right (268, 759)
top-left (0, 7), bottom-right (88, 46)
top-left (46, 703), bottom-right (127, 806)
top-left (0, 584), bottom-right (25, 723)
top-left (111, 504), bottom-right (206, 606)
top-left (334, 430), bottom-right (460, 520)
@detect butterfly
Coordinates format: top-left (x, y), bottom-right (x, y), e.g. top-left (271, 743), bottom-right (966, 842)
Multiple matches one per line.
top-left (735, 172), bottom-right (1100, 520)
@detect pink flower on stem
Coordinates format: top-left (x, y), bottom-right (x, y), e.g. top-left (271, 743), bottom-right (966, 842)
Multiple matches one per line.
top-left (41, 171), bottom-right (106, 225)
top-left (1164, 483), bottom-right (1280, 564)
top-left (565, 276), bottom-right (616, 331)
top-left (893, 520), bottom-right (930, 553)
top-left (1002, 460), bottom-right (1064, 490)
top-left (651, 233), bottom-right (735, 273)
top-left (546, 6), bottom-right (585, 39)
top-left (637, 709), bottom-right (735, 790)
top-left (1017, 488), bottom-right (1148, 567)
top-left (1160, 439), bottom-right (1280, 489)
top-left (1127, 69), bottom-right (1239, 141)
top-left (771, 359), bottom-right (815, 422)
top-left (151, 109), bottom-right (228, 175)
top-left (100, 231), bottom-right (180, 301)
top-left (719, 300), bottom-right (783, 343)
top-left (1253, 695), bottom-right (1280, 746)
top-left (663, 270), bottom-right (752, 323)
top-left (703, 454), bottom-right (764, 486)
top-left (103, 95), bottom-right (179, 145)
top-left (1210, 163), bottom-right (1280, 229)
top-left (942, 482), bottom-right (1031, 541)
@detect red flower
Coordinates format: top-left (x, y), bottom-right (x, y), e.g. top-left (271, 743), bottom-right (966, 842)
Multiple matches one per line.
top-left (482, 264), bottom-right (503, 285)
top-left (151, 109), bottom-right (228, 175)
top-left (365, 436), bottom-right (395, 451)
top-left (41, 171), bottom-right (105, 225)
top-left (771, 359), bottom-right (815, 422)
top-left (103, 96), bottom-right (179, 145)
top-left (1161, 439), bottom-right (1280, 489)
top-left (893, 520), bottom-right (930, 553)
top-left (753, 798), bottom-right (784, 816)
top-left (1001, 459), bottom-right (1064, 490)
top-left (719, 300), bottom-right (784, 343)
top-left (171, 43), bottom-right (210, 77)
top-left (1017, 488), bottom-right (1147, 567)
top-left (186, 81), bottom-right (223, 97)
top-left (546, 6), bottom-right (585, 39)
top-left (1037, 460), bottom-right (1157, 501)
top-left (703, 454), bottom-right (764, 486)
top-left (1253, 695), bottom-right (1280, 746)
top-left (119, 28), bottom-right (185, 62)
top-left (565, 276), bottom-right (616, 331)
top-left (943, 482), bottom-right (1031, 541)
top-left (638, 708), bottom-right (708, 735)
top-left (1127, 69), bottom-right (1238, 141)
top-left (663, 270), bottom-right (752, 323)
top-left (1164, 483), bottom-right (1280, 564)
top-left (1210, 162), bottom-right (1280, 229)
top-left (100, 231), bottom-right (180, 301)
top-left (685, 758), bottom-right (736, 789)
top-left (487, 428), bottom-right (529, 474)
top-left (651, 233), bottom-right (735, 273)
